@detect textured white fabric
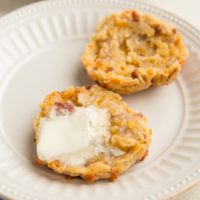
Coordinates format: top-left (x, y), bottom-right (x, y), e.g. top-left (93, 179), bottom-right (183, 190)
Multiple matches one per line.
top-left (0, 0), bottom-right (199, 199)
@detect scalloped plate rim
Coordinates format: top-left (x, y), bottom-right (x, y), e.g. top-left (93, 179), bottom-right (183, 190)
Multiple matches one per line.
top-left (0, 0), bottom-right (199, 200)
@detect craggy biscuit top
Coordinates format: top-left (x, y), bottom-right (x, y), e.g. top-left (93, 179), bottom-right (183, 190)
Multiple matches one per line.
top-left (82, 10), bottom-right (188, 94)
top-left (34, 85), bottom-right (152, 182)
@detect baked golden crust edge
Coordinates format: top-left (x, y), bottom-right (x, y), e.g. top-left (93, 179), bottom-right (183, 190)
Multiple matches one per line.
top-left (34, 85), bottom-right (152, 182)
top-left (82, 10), bottom-right (188, 94)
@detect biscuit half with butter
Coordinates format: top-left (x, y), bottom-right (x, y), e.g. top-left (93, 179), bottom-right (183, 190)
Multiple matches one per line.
top-left (34, 85), bottom-right (151, 182)
top-left (82, 10), bottom-right (188, 94)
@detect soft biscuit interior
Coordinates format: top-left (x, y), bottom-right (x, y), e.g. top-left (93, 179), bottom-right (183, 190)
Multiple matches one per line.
top-left (34, 85), bottom-right (151, 181)
top-left (85, 10), bottom-right (186, 78)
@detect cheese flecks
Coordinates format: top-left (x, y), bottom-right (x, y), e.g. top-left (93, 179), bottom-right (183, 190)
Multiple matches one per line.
top-left (37, 105), bottom-right (110, 166)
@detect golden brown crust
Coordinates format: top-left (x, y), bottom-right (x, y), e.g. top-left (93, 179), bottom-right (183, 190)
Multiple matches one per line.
top-left (82, 10), bottom-right (188, 94)
top-left (34, 85), bottom-right (151, 182)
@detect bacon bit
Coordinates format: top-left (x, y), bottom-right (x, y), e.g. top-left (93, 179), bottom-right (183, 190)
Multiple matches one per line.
top-left (55, 102), bottom-right (74, 112)
top-left (172, 28), bottom-right (177, 34)
top-left (131, 71), bottom-right (138, 79)
top-left (155, 25), bottom-right (162, 35)
top-left (132, 11), bottom-right (140, 22)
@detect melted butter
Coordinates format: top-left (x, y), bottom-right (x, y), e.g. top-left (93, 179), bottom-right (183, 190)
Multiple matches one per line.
top-left (37, 105), bottom-right (110, 165)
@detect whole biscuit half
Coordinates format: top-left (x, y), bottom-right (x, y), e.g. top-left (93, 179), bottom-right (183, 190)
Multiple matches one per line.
top-left (34, 85), bottom-right (152, 182)
top-left (82, 10), bottom-right (188, 94)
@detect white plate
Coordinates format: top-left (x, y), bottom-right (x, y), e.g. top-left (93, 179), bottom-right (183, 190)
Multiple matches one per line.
top-left (0, 0), bottom-right (199, 199)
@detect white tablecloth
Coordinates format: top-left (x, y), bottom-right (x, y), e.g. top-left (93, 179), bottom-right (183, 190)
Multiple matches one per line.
top-left (0, 0), bottom-right (199, 199)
